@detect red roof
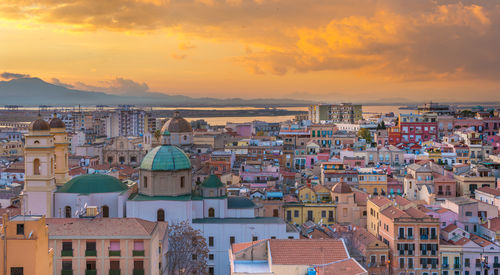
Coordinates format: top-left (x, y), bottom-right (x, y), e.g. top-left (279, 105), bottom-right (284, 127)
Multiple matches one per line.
top-left (370, 196), bottom-right (391, 207)
top-left (442, 224), bottom-right (458, 233)
top-left (316, 258), bottom-right (367, 275)
top-left (476, 187), bottom-right (500, 197)
top-left (269, 239), bottom-right (348, 265)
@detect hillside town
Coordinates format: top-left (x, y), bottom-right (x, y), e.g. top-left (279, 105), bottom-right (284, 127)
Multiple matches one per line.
top-left (1, 102), bottom-right (500, 275)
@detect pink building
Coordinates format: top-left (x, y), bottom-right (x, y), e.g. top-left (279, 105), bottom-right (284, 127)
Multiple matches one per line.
top-left (47, 218), bottom-right (166, 275)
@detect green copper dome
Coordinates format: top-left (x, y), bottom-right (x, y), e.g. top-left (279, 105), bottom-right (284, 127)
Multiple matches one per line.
top-left (202, 175), bottom-right (224, 188)
top-left (58, 174), bottom-right (128, 194)
top-left (140, 145), bottom-right (191, 171)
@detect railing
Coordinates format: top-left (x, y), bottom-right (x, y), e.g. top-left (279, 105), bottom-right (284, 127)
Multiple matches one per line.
top-left (85, 250), bottom-right (97, 257)
top-left (61, 271), bottom-right (73, 275)
top-left (421, 235), bottom-right (428, 240)
top-left (109, 250), bottom-right (121, 257)
top-left (454, 264), bottom-right (461, 269)
top-left (133, 250), bottom-right (145, 256)
top-left (109, 270), bottom-right (121, 275)
top-left (442, 263), bottom-right (449, 269)
top-left (133, 270), bottom-right (145, 275)
top-left (61, 250), bottom-right (73, 257)
top-left (85, 271), bottom-right (97, 275)
top-left (476, 263), bottom-right (482, 268)
top-left (494, 263), bottom-right (500, 268)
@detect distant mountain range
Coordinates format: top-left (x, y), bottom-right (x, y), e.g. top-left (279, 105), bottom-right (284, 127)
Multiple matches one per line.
top-left (0, 77), bottom-right (311, 107)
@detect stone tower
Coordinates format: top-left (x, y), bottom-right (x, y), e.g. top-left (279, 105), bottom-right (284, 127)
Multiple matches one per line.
top-left (49, 115), bottom-right (71, 186)
top-left (21, 117), bottom-right (57, 217)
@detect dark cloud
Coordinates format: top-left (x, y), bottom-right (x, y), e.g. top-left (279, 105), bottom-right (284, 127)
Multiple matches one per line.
top-left (1, 72), bottom-right (30, 79)
top-left (51, 78), bottom-right (74, 88)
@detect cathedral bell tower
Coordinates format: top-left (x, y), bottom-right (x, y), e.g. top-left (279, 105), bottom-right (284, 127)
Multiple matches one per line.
top-left (49, 114), bottom-right (71, 186)
top-left (21, 116), bottom-right (57, 217)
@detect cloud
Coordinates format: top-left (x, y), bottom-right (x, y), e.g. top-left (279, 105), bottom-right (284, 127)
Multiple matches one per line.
top-left (1, 72), bottom-right (30, 79)
top-left (171, 53), bottom-right (188, 60)
top-left (51, 78), bottom-right (74, 88)
top-left (2, 0), bottom-right (500, 82)
top-left (70, 77), bottom-right (150, 95)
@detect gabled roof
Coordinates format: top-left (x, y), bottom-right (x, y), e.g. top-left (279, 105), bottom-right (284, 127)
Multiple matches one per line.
top-left (46, 218), bottom-right (159, 237)
top-left (381, 206), bottom-right (409, 219)
top-left (442, 224), bottom-right (458, 233)
top-left (476, 187), bottom-right (500, 197)
top-left (268, 239), bottom-right (349, 265)
top-left (369, 196), bottom-right (391, 207)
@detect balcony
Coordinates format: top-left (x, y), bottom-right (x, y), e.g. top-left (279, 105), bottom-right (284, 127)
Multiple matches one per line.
top-left (421, 235), bottom-right (428, 240)
top-left (133, 270), bottom-right (145, 275)
top-left (442, 264), bottom-right (449, 269)
top-left (109, 250), bottom-right (121, 257)
top-left (132, 250), bottom-right (145, 256)
top-left (398, 235), bottom-right (405, 240)
top-left (431, 265), bottom-right (437, 269)
top-left (430, 235), bottom-right (437, 240)
top-left (476, 263), bottom-right (482, 268)
top-left (408, 264), bottom-right (413, 269)
top-left (61, 250), bottom-right (73, 257)
top-left (61, 271), bottom-right (73, 275)
top-left (109, 270), bottom-right (121, 275)
top-left (407, 236), bottom-right (414, 240)
top-left (85, 271), bottom-right (97, 275)
top-left (454, 264), bottom-right (461, 269)
top-left (494, 263), bottom-right (500, 268)
top-left (85, 250), bottom-right (97, 257)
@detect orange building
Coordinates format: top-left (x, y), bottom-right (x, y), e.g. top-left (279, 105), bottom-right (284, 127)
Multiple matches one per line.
top-left (0, 214), bottom-right (53, 275)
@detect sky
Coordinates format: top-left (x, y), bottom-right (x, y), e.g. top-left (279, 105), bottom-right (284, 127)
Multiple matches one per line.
top-left (1, 0), bottom-right (500, 103)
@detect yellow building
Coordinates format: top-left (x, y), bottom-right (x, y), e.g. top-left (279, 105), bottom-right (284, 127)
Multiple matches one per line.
top-left (358, 169), bottom-right (388, 195)
top-left (367, 196), bottom-right (392, 237)
top-left (0, 214), bottom-right (53, 275)
top-left (297, 185), bottom-right (317, 202)
top-left (283, 202), bottom-right (336, 225)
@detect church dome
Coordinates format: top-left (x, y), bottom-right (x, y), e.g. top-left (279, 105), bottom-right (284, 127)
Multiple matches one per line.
top-left (30, 118), bottom-right (50, 131)
top-left (58, 174), bottom-right (128, 194)
top-left (140, 145), bottom-right (191, 171)
top-left (49, 117), bottom-right (66, 128)
top-left (202, 175), bottom-right (224, 188)
top-left (332, 180), bottom-right (352, 194)
top-left (161, 111), bottom-right (192, 133)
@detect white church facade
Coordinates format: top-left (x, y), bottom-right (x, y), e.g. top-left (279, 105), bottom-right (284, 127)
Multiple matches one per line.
top-left (21, 114), bottom-right (298, 275)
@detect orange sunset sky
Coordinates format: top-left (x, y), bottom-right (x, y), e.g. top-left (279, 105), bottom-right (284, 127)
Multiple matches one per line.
top-left (1, 0), bottom-right (500, 103)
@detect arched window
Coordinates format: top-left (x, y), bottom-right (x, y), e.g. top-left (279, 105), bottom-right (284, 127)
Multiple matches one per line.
top-left (157, 209), bottom-right (165, 221)
top-left (208, 208), bottom-right (215, 218)
top-left (65, 206), bottom-right (71, 218)
top-left (102, 205), bottom-right (109, 218)
top-left (119, 156), bottom-right (125, 164)
top-left (33, 158), bottom-right (40, 175)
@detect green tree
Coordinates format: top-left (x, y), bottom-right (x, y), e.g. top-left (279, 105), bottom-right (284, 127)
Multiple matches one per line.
top-left (357, 128), bottom-right (372, 143)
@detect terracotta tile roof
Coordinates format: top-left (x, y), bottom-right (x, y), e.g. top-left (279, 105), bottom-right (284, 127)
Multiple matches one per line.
top-left (370, 196), bottom-right (391, 207)
top-left (476, 187), bottom-right (500, 197)
top-left (353, 190), bottom-right (368, 205)
top-left (450, 237), bottom-right (471, 246)
top-left (442, 224), bottom-right (458, 233)
top-left (485, 217), bottom-right (500, 231)
top-left (395, 196), bottom-right (412, 206)
top-left (331, 180), bottom-right (352, 194)
top-left (269, 239), bottom-right (348, 265)
top-left (231, 239), bottom-right (266, 253)
top-left (315, 258), bottom-right (367, 275)
top-left (435, 208), bottom-right (451, 214)
top-left (381, 206), bottom-right (409, 219)
top-left (404, 207), bottom-right (429, 219)
top-left (46, 218), bottom-right (159, 237)
top-left (470, 234), bottom-right (494, 247)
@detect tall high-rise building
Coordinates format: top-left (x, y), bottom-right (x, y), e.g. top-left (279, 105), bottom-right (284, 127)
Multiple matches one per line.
top-left (309, 103), bottom-right (362, 123)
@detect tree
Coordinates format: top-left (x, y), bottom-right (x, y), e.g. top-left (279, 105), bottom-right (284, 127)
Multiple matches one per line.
top-left (357, 128), bottom-right (372, 143)
top-left (154, 129), bottom-right (162, 142)
top-left (166, 221), bottom-right (209, 275)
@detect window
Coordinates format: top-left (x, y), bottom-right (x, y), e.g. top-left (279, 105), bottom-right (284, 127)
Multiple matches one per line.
top-left (10, 268), bottom-right (23, 275)
top-left (399, 227), bottom-right (405, 239)
top-left (230, 236), bottom-right (235, 245)
top-left (209, 267), bottom-right (214, 275)
top-left (63, 241), bottom-right (72, 251)
top-left (208, 208), bottom-right (215, 218)
top-left (86, 241), bottom-right (96, 252)
top-left (294, 210), bottom-right (299, 218)
top-left (134, 260), bottom-right (144, 270)
top-left (399, 258), bottom-right (404, 268)
top-left (370, 255), bottom-right (376, 264)
top-left (16, 224), bottom-right (24, 235)
top-left (273, 209), bottom-right (279, 217)
top-left (143, 176), bottom-right (148, 188)
top-left (65, 206), bottom-right (72, 218)
top-left (180, 176), bottom-right (185, 189)
top-left (101, 205), bottom-right (109, 218)
top-left (321, 211), bottom-right (326, 218)
top-left (286, 211), bottom-right (292, 221)
top-left (33, 158), bottom-right (40, 175)
top-left (86, 260), bottom-right (96, 271)
top-left (157, 209), bottom-right (165, 221)
top-left (252, 236), bottom-right (258, 242)
top-left (408, 227), bottom-right (413, 238)
top-left (465, 211), bottom-right (472, 216)
top-left (110, 261), bottom-right (120, 270)
top-left (209, 237), bottom-right (214, 247)
top-left (209, 254), bottom-right (214, 260)
top-left (133, 240), bottom-right (144, 252)
top-left (62, 261), bottom-right (72, 270)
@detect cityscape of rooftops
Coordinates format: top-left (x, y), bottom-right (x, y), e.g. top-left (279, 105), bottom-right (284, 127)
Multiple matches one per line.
top-left (1, 1), bottom-right (500, 275)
